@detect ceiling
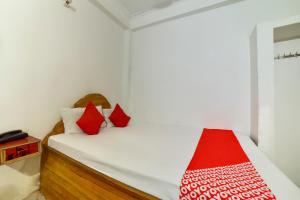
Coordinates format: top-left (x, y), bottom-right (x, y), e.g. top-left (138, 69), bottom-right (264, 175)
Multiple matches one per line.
top-left (98, 0), bottom-right (233, 29)
top-left (274, 23), bottom-right (300, 43)
top-left (118, 0), bottom-right (178, 16)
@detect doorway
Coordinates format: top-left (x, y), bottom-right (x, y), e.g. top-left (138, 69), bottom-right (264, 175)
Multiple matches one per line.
top-left (251, 15), bottom-right (300, 188)
top-left (273, 23), bottom-right (300, 187)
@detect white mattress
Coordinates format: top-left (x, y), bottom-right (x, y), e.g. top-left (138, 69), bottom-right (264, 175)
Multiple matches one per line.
top-left (48, 121), bottom-right (300, 200)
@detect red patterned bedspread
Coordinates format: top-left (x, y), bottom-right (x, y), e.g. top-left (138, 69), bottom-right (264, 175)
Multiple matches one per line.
top-left (180, 129), bottom-right (276, 200)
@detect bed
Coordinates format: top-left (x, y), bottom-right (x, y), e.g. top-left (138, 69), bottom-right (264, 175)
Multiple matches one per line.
top-left (40, 93), bottom-right (300, 200)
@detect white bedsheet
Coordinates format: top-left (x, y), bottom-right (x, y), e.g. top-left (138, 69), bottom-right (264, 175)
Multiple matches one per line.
top-left (48, 121), bottom-right (300, 199)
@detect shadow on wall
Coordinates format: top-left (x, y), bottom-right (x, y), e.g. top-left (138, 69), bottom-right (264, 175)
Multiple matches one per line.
top-left (132, 0), bottom-right (245, 31)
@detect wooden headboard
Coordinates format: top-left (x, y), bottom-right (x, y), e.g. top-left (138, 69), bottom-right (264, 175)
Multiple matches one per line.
top-left (42, 93), bottom-right (111, 146)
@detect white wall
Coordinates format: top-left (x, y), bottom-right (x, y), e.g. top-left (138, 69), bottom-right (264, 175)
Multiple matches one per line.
top-left (274, 39), bottom-right (300, 187)
top-left (0, 0), bottom-right (126, 139)
top-left (253, 22), bottom-right (277, 159)
top-left (130, 0), bottom-right (300, 134)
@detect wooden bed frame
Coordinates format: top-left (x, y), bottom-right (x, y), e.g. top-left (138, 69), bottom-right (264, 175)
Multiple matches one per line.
top-left (40, 93), bottom-right (159, 200)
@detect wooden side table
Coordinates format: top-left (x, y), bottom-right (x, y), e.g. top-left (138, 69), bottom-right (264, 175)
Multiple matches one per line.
top-left (0, 136), bottom-right (41, 165)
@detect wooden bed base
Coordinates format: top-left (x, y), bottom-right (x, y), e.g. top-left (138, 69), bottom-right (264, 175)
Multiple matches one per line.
top-left (40, 94), bottom-right (159, 200)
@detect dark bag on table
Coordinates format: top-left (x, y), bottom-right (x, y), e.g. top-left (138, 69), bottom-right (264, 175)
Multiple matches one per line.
top-left (0, 130), bottom-right (29, 144)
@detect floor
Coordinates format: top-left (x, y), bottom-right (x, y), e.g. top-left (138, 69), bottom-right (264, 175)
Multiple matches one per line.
top-left (0, 156), bottom-right (42, 200)
top-left (24, 191), bottom-right (45, 200)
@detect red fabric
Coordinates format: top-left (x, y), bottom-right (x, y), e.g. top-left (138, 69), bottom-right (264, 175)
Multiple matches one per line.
top-left (109, 104), bottom-right (131, 127)
top-left (180, 128), bottom-right (276, 200)
top-left (76, 102), bottom-right (105, 135)
top-left (187, 129), bottom-right (250, 170)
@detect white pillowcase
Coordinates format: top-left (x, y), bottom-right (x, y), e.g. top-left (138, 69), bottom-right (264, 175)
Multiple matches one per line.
top-left (102, 109), bottom-right (114, 128)
top-left (61, 106), bottom-right (102, 134)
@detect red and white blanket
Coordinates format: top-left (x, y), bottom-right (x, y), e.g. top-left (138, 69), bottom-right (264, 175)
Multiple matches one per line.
top-left (180, 129), bottom-right (276, 200)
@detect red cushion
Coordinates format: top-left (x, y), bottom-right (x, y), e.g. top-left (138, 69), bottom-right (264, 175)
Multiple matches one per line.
top-left (109, 104), bottom-right (131, 127)
top-left (76, 102), bottom-right (105, 135)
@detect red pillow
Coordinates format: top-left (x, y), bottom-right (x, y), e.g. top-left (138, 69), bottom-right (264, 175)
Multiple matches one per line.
top-left (109, 104), bottom-right (131, 127)
top-left (76, 102), bottom-right (105, 135)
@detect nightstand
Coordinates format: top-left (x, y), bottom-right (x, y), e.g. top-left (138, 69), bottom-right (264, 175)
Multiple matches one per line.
top-left (0, 136), bottom-right (41, 165)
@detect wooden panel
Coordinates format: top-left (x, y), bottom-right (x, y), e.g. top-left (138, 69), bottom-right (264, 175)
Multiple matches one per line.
top-left (41, 147), bottom-right (159, 200)
top-left (40, 93), bottom-right (159, 200)
top-left (0, 136), bottom-right (40, 150)
top-left (74, 93), bottom-right (111, 109)
top-left (0, 136), bottom-right (41, 165)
